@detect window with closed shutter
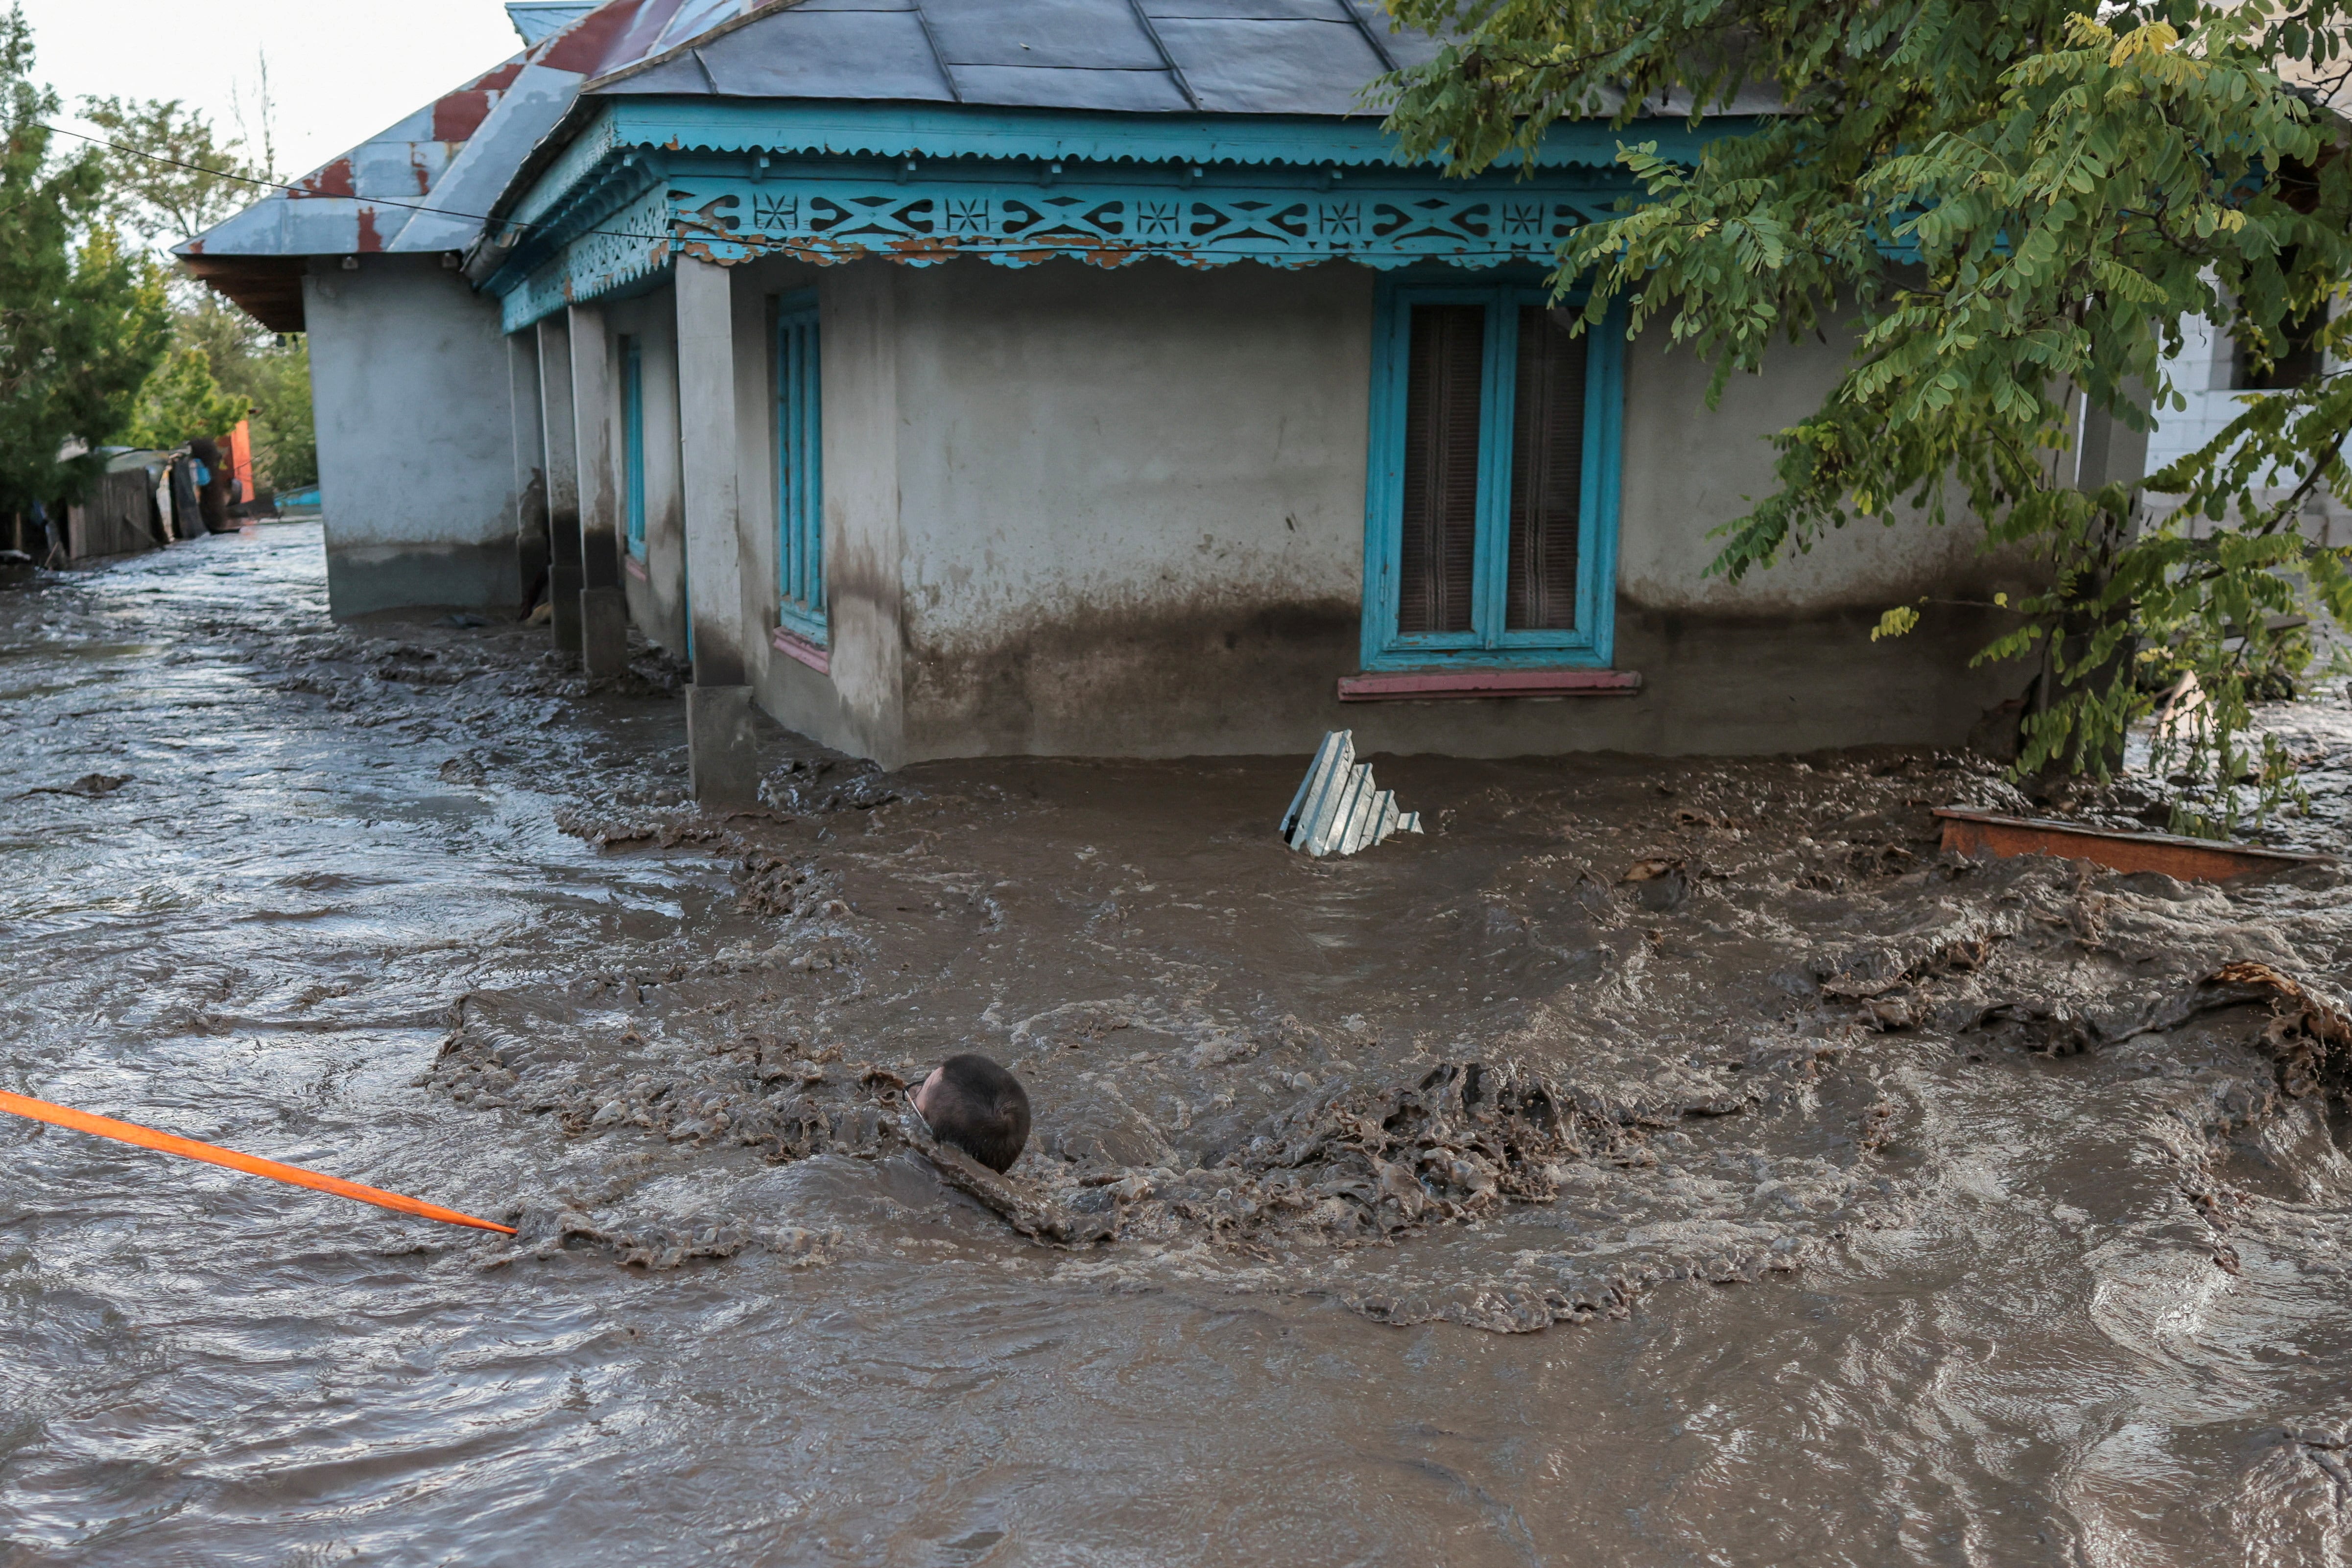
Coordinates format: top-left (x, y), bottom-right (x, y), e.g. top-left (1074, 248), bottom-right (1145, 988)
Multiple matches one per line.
top-left (1398, 304), bottom-right (1485, 635)
top-left (621, 335), bottom-right (647, 561)
top-left (775, 290), bottom-right (825, 644)
top-left (1361, 282), bottom-right (1622, 671)
top-left (1506, 307), bottom-right (1585, 631)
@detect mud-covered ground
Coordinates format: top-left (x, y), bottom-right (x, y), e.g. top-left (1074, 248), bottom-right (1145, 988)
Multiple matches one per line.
top-left (8, 523), bottom-right (2352, 1565)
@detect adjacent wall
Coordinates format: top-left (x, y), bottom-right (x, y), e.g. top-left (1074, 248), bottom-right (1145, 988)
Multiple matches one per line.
top-left (304, 255), bottom-right (529, 617)
top-left (878, 260), bottom-right (2038, 762)
top-left (674, 256), bottom-right (2045, 765)
top-left (892, 259), bottom-right (1372, 761)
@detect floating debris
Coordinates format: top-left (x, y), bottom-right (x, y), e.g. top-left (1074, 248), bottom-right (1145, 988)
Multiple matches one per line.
top-left (17, 772), bottom-right (132, 800)
top-left (1281, 730), bottom-right (1421, 857)
top-left (1933, 807), bottom-right (2330, 881)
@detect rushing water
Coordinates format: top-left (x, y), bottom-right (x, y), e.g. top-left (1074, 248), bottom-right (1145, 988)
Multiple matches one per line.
top-left (6, 524), bottom-right (2352, 1566)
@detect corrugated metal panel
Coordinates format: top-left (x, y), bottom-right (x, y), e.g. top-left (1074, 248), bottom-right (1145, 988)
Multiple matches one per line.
top-left (1280, 731), bottom-right (1421, 857)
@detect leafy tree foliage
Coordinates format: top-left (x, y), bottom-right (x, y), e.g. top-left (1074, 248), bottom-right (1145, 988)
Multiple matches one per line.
top-left (81, 74), bottom-right (312, 487)
top-left (124, 344), bottom-right (244, 451)
top-left (178, 297), bottom-right (314, 489)
top-left (80, 94), bottom-right (264, 248)
top-left (0, 4), bottom-right (167, 512)
top-left (1383, 0), bottom-right (2352, 825)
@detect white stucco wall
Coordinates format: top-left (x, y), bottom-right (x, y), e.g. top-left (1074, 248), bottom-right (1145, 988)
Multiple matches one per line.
top-left (303, 255), bottom-right (528, 616)
top-left (662, 257), bottom-right (2038, 765)
top-left (891, 259), bottom-right (1372, 759)
top-left (2144, 310), bottom-right (2350, 542)
top-left (872, 260), bottom-right (2031, 761)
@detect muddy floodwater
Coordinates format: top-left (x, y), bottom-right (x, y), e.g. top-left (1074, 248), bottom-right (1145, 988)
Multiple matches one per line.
top-left (10, 525), bottom-right (2352, 1565)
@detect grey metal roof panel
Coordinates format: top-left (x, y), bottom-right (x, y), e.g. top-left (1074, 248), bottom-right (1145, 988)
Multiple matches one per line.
top-left (1154, 17), bottom-right (1386, 113)
top-left (652, 10), bottom-right (958, 99)
top-left (1339, 0), bottom-right (1446, 68)
top-left (924, 0), bottom-right (1166, 69)
top-left (643, 0), bottom-right (745, 51)
top-left (948, 63), bottom-right (1197, 111)
top-left (606, 53), bottom-right (712, 93)
top-left (1143, 0), bottom-right (1354, 16)
top-left (581, 0), bottom-right (1440, 113)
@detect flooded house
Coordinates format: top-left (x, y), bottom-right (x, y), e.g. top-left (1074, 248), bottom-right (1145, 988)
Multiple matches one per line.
top-left (180, 0), bottom-right (2049, 799)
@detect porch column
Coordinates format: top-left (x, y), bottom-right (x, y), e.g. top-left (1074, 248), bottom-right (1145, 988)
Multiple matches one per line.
top-left (675, 252), bottom-right (760, 806)
top-left (506, 331), bottom-right (547, 614)
top-left (570, 301), bottom-right (629, 677)
top-left (534, 313), bottom-right (582, 657)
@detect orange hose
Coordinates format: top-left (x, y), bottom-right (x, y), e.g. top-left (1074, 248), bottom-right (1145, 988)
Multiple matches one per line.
top-left (0, 1089), bottom-right (517, 1235)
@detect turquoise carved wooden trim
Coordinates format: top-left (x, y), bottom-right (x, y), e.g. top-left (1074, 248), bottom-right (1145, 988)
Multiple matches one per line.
top-left (481, 101), bottom-right (1765, 330)
top-left (666, 168), bottom-right (1611, 270)
top-left (1359, 278), bottom-right (1625, 673)
top-left (489, 155), bottom-right (1631, 329)
top-left (503, 179), bottom-right (671, 333)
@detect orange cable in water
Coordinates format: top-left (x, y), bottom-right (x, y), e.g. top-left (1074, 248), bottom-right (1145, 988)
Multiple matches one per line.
top-left (0, 1090), bottom-right (517, 1235)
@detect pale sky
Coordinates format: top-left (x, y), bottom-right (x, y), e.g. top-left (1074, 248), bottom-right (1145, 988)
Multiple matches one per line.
top-left (23, 0), bottom-right (526, 184)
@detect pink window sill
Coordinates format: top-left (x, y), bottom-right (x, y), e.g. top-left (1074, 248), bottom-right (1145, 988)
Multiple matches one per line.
top-left (1337, 668), bottom-right (1642, 702)
top-left (771, 624), bottom-right (830, 674)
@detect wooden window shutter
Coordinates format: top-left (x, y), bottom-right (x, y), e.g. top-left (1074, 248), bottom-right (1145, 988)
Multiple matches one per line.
top-left (1397, 304), bottom-right (1484, 634)
top-left (776, 306), bottom-right (824, 627)
top-left (1505, 306), bottom-right (1586, 631)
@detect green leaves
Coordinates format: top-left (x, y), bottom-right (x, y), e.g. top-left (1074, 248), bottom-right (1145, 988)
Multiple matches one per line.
top-left (79, 94), bottom-right (265, 248)
top-left (1382, 0), bottom-right (2352, 824)
top-left (0, 4), bottom-right (167, 512)
top-left (124, 344), bottom-right (244, 452)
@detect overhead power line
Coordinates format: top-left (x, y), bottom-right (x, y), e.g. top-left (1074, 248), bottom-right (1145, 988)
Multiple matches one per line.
top-left (45, 121), bottom-right (677, 252)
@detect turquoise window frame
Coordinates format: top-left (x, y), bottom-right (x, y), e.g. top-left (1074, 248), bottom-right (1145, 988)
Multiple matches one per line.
top-left (620, 335), bottom-right (647, 560)
top-left (1360, 280), bottom-right (1625, 672)
top-left (775, 288), bottom-right (825, 646)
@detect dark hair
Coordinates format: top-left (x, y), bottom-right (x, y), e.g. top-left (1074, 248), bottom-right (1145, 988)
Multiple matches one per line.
top-left (924, 1053), bottom-right (1031, 1173)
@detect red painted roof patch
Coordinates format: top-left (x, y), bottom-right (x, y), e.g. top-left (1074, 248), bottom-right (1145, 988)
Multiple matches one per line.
top-left (298, 158), bottom-right (356, 198)
top-left (432, 90), bottom-right (493, 143)
top-left (355, 207), bottom-right (384, 252)
top-left (541, 0), bottom-right (660, 73)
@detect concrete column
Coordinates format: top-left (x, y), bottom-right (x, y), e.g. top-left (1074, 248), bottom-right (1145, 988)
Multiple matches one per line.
top-left (2077, 398), bottom-right (2151, 496)
top-left (535, 313), bottom-right (582, 657)
top-left (676, 253), bottom-right (760, 806)
top-left (506, 331), bottom-right (546, 614)
top-left (570, 302), bottom-right (628, 677)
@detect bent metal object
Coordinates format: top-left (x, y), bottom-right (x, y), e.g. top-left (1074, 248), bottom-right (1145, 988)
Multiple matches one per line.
top-left (0, 1090), bottom-right (517, 1235)
top-left (1933, 808), bottom-right (2333, 882)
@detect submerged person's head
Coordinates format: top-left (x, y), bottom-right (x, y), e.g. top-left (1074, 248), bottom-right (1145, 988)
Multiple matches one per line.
top-left (914, 1053), bottom-right (1030, 1173)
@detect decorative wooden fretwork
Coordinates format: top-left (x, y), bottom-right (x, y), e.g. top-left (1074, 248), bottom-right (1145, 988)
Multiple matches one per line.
top-left (495, 159), bottom-right (1625, 331)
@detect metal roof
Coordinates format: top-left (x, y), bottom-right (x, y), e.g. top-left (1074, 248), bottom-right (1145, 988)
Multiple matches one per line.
top-left (178, 0), bottom-right (1456, 324)
top-left (591, 0), bottom-right (1444, 115)
top-left (508, 1), bottom-right (602, 45)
